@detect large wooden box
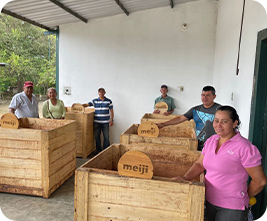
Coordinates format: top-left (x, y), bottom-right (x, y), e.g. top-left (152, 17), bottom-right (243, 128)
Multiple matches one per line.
top-left (0, 118), bottom-right (76, 198)
top-left (141, 113), bottom-right (195, 127)
top-left (120, 124), bottom-right (198, 150)
top-left (65, 107), bottom-right (95, 158)
top-left (75, 144), bottom-right (205, 221)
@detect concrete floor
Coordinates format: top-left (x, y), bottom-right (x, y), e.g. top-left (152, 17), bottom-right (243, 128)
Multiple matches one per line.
top-left (0, 158), bottom-right (89, 221)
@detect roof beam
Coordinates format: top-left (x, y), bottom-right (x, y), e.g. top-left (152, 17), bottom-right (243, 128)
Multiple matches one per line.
top-left (49, 0), bottom-right (88, 23)
top-left (114, 0), bottom-right (129, 16)
top-left (170, 0), bottom-right (174, 8)
top-left (1, 8), bottom-right (55, 31)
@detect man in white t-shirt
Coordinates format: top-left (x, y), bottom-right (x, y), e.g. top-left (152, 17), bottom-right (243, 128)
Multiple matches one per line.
top-left (9, 81), bottom-right (39, 118)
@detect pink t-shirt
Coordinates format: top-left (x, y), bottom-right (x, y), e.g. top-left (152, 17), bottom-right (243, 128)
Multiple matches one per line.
top-left (202, 132), bottom-right (262, 210)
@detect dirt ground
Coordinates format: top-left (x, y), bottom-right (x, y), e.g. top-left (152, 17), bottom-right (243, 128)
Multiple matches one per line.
top-left (0, 99), bottom-right (44, 117)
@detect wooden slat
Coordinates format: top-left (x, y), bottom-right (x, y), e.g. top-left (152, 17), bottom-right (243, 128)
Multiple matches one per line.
top-left (26, 118), bottom-right (75, 130)
top-left (75, 169), bottom-right (89, 221)
top-left (49, 158), bottom-right (76, 189)
top-left (49, 149), bottom-right (76, 175)
top-left (0, 157), bottom-right (41, 168)
top-left (48, 170), bottom-right (74, 198)
top-left (141, 114), bottom-right (195, 127)
top-left (0, 127), bottom-right (42, 140)
top-left (87, 173), bottom-right (189, 211)
top-left (49, 140), bottom-right (76, 163)
top-left (188, 184), bottom-right (205, 221)
top-left (0, 139), bottom-right (41, 150)
top-left (0, 167), bottom-right (41, 179)
top-left (41, 131), bottom-right (50, 198)
top-left (0, 176), bottom-right (42, 188)
top-left (0, 184), bottom-right (43, 196)
top-left (0, 147), bottom-right (41, 160)
top-left (47, 130), bottom-right (76, 152)
top-left (88, 202), bottom-right (188, 221)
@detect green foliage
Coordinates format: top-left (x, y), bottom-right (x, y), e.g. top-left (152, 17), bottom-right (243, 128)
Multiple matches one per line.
top-left (0, 14), bottom-right (56, 96)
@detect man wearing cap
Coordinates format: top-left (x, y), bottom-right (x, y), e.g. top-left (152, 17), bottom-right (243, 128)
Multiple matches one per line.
top-left (82, 87), bottom-right (114, 155)
top-left (153, 85), bottom-right (176, 115)
top-left (9, 81), bottom-right (39, 118)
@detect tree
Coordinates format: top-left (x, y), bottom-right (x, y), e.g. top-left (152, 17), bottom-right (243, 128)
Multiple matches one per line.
top-left (0, 14), bottom-right (56, 96)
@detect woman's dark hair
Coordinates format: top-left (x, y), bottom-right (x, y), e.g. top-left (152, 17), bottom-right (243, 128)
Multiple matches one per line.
top-left (216, 105), bottom-right (241, 130)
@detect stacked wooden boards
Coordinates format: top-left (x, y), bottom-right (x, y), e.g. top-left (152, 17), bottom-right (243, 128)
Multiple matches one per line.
top-left (0, 117), bottom-right (76, 198)
top-left (74, 144), bottom-right (205, 221)
top-left (65, 107), bottom-right (95, 158)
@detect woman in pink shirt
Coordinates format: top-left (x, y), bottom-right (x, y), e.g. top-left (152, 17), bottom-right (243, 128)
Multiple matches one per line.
top-left (174, 106), bottom-right (266, 221)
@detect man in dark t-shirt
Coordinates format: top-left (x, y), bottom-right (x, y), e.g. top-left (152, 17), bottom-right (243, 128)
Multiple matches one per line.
top-left (157, 86), bottom-right (221, 150)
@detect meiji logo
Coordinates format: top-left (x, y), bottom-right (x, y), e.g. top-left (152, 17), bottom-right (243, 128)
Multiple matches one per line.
top-left (123, 164), bottom-right (148, 174)
top-left (140, 127), bottom-right (156, 135)
top-left (227, 150), bottom-right (234, 155)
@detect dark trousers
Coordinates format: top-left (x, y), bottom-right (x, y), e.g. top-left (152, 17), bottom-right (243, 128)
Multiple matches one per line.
top-left (94, 122), bottom-right (110, 153)
top-left (206, 201), bottom-right (248, 221)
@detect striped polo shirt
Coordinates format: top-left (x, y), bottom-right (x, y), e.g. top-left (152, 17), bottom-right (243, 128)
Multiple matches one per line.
top-left (89, 97), bottom-right (113, 123)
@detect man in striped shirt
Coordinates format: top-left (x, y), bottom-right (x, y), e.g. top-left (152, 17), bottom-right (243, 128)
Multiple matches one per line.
top-left (83, 88), bottom-right (114, 155)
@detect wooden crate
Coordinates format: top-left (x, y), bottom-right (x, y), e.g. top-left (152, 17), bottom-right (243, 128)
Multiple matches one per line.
top-left (0, 118), bottom-right (76, 198)
top-left (120, 124), bottom-right (198, 150)
top-left (75, 143), bottom-right (205, 221)
top-left (65, 107), bottom-right (95, 158)
top-left (141, 113), bottom-right (195, 127)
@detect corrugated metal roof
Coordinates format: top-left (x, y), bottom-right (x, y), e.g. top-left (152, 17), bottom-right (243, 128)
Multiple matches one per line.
top-left (1, 0), bottom-right (203, 31)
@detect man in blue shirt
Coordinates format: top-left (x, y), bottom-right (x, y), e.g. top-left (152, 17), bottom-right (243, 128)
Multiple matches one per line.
top-left (83, 88), bottom-right (114, 155)
top-left (153, 85), bottom-right (176, 115)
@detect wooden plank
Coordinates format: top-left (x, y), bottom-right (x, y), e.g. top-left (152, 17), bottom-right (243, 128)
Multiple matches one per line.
top-left (47, 131), bottom-right (76, 152)
top-left (87, 172), bottom-right (190, 211)
top-left (0, 157), bottom-right (41, 168)
top-left (88, 202), bottom-right (188, 221)
top-left (128, 134), bottom-right (191, 148)
top-left (49, 149), bottom-right (76, 176)
top-left (159, 126), bottom-right (196, 138)
top-left (41, 131), bottom-right (50, 198)
top-left (0, 167), bottom-right (41, 179)
top-left (46, 121), bottom-right (76, 140)
top-left (0, 176), bottom-right (42, 188)
top-left (75, 169), bottom-right (89, 221)
top-left (48, 169), bottom-right (74, 198)
top-left (49, 140), bottom-right (76, 163)
top-left (188, 184), bottom-right (205, 221)
top-left (141, 114), bottom-right (196, 128)
top-left (49, 158), bottom-right (76, 189)
top-left (0, 147), bottom-right (41, 160)
top-left (0, 139), bottom-right (41, 150)
top-left (0, 128), bottom-right (42, 140)
top-left (0, 184), bottom-right (43, 196)
top-left (26, 118), bottom-right (75, 130)
top-left (83, 147), bottom-right (114, 170)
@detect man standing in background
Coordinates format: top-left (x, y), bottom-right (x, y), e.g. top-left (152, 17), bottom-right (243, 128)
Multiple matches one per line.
top-left (9, 81), bottom-right (39, 118)
top-left (83, 87), bottom-right (114, 155)
top-left (153, 85), bottom-right (176, 115)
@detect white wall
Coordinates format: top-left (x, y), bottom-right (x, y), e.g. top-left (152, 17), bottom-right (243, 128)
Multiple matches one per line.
top-left (59, 0), bottom-right (218, 143)
top-left (213, 0), bottom-right (267, 138)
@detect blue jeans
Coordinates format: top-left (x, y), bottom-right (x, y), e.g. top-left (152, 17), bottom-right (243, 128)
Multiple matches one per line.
top-left (94, 122), bottom-right (110, 153)
top-left (206, 201), bottom-right (248, 221)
